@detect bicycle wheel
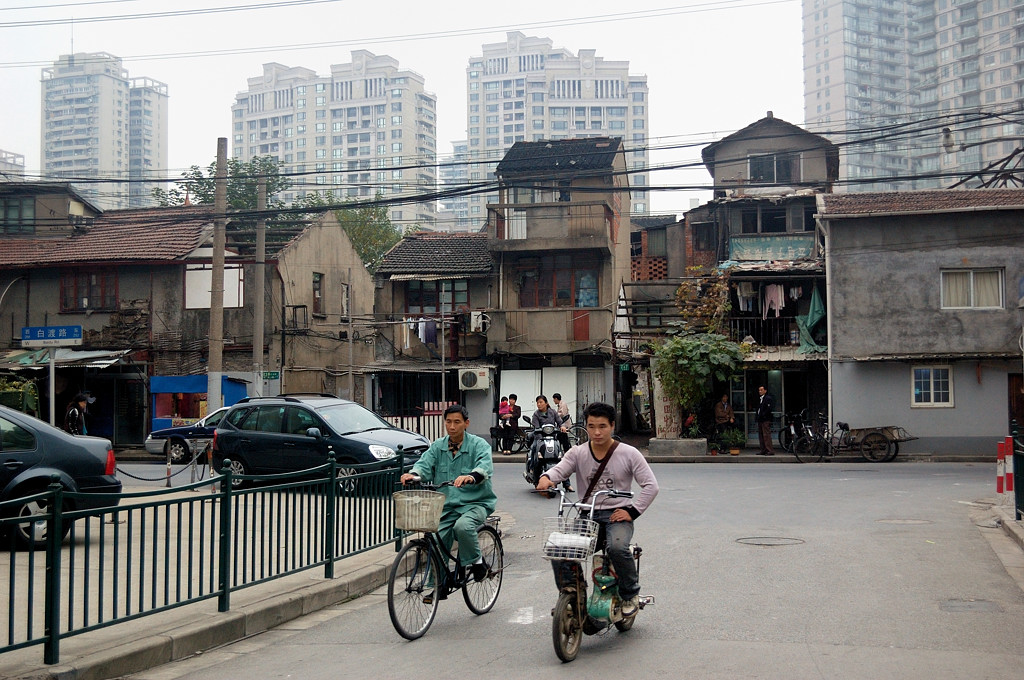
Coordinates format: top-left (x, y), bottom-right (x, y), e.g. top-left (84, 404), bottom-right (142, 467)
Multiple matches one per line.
top-left (463, 525), bottom-right (504, 615)
top-left (552, 591), bottom-right (583, 662)
top-left (860, 432), bottom-right (892, 463)
top-left (387, 540), bottom-right (441, 640)
top-left (510, 431), bottom-right (529, 453)
top-left (778, 428), bottom-right (793, 453)
top-left (567, 424), bottom-right (588, 447)
top-left (793, 436), bottom-right (823, 463)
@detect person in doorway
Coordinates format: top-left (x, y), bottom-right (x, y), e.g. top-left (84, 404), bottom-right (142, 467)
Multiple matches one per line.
top-left (499, 394), bottom-right (521, 455)
top-left (713, 393), bottom-right (735, 438)
top-left (400, 404), bottom-right (496, 587)
top-left (756, 385), bottom-right (775, 456)
top-left (537, 402), bottom-right (659, 617)
top-left (63, 394), bottom-right (88, 436)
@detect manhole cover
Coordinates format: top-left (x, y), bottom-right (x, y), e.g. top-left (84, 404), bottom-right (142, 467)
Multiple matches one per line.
top-left (735, 537), bottom-right (805, 546)
top-left (939, 599), bottom-right (1003, 613)
top-left (876, 519), bottom-right (933, 525)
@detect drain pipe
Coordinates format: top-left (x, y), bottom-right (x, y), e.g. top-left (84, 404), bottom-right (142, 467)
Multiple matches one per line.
top-left (817, 196), bottom-right (833, 431)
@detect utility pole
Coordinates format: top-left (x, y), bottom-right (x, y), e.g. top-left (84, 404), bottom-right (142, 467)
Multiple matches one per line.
top-left (347, 268), bottom-right (354, 400)
top-left (208, 138), bottom-right (227, 413)
top-left (253, 176), bottom-right (266, 397)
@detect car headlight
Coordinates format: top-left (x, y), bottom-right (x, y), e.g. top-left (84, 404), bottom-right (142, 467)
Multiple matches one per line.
top-left (369, 444), bottom-right (396, 460)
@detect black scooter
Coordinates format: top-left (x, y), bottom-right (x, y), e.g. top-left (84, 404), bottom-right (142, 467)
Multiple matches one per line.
top-left (522, 416), bottom-right (568, 489)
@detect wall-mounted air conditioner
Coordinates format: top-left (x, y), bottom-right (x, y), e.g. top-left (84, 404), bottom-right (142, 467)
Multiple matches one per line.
top-left (458, 368), bottom-right (490, 391)
top-left (470, 312), bottom-right (490, 332)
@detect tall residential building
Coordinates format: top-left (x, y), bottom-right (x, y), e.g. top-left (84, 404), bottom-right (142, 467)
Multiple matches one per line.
top-left (41, 53), bottom-right (168, 209)
top-left (803, 0), bottom-right (1024, 192)
top-left (231, 51), bottom-right (438, 228)
top-left (0, 150), bottom-right (25, 180)
top-left (437, 140), bottom-right (472, 231)
top-left (464, 32), bottom-right (650, 220)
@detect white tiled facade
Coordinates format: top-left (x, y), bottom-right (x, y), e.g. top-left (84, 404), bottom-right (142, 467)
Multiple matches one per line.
top-left (41, 53), bottom-right (168, 209)
top-left (437, 140), bottom-right (473, 231)
top-left (231, 51), bottom-right (438, 227)
top-left (465, 32), bottom-right (649, 218)
top-left (803, 0), bottom-right (1024, 191)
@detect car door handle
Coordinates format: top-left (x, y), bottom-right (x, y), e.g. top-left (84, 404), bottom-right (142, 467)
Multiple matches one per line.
top-left (4, 460), bottom-right (23, 469)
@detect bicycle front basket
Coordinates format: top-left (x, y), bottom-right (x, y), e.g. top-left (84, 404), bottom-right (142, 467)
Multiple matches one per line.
top-left (393, 490), bottom-right (445, 532)
top-left (541, 516), bottom-right (599, 562)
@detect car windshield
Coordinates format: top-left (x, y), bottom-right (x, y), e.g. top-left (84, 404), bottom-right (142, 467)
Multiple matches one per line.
top-left (316, 403), bottom-right (393, 435)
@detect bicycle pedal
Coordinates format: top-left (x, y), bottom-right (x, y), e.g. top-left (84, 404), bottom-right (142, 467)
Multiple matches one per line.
top-left (639, 596), bottom-right (655, 608)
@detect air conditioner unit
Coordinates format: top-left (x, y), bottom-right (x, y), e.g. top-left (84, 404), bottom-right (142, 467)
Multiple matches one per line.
top-left (458, 368), bottom-right (490, 391)
top-left (470, 312), bottom-right (490, 332)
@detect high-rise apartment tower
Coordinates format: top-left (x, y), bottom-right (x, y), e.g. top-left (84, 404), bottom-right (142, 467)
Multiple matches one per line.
top-left (803, 0), bottom-right (1024, 191)
top-left (463, 32), bottom-right (650, 223)
top-left (231, 51), bottom-right (438, 227)
top-left (41, 53), bottom-right (168, 209)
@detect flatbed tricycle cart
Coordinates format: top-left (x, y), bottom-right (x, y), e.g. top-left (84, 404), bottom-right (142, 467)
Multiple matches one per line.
top-left (850, 426), bottom-right (917, 462)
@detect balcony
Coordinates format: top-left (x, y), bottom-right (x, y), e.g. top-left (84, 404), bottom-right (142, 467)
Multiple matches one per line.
top-left (487, 200), bottom-right (619, 255)
top-left (729, 315), bottom-right (802, 348)
top-left (486, 308), bottom-right (614, 355)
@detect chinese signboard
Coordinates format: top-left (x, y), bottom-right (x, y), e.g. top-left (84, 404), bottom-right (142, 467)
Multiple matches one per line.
top-left (20, 325), bottom-right (83, 348)
top-left (730, 234), bottom-right (815, 261)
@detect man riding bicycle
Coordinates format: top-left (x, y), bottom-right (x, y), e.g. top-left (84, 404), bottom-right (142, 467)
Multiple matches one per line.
top-left (536, 402), bottom-right (659, 616)
top-left (401, 404), bottom-right (496, 583)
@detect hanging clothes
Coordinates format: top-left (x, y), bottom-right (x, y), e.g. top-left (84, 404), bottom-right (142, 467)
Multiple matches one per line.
top-left (737, 282), bottom-right (756, 312)
top-left (763, 284), bottom-right (785, 319)
top-left (422, 319), bottom-right (437, 345)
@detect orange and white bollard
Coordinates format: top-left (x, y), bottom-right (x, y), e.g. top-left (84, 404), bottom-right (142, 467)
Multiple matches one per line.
top-left (996, 441), bottom-right (1005, 498)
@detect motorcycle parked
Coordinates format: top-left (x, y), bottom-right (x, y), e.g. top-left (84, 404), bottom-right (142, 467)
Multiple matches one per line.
top-left (522, 416), bottom-right (567, 488)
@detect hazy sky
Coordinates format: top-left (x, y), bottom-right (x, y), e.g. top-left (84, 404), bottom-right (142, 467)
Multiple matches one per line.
top-left (0, 0), bottom-right (805, 214)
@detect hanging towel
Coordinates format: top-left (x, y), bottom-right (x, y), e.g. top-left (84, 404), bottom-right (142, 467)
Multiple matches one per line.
top-left (763, 284), bottom-right (785, 319)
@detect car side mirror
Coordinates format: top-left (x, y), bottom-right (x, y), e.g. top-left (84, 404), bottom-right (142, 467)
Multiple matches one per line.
top-left (305, 427), bottom-right (322, 439)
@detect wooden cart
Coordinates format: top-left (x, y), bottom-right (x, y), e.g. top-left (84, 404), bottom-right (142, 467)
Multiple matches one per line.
top-left (849, 426), bottom-right (918, 462)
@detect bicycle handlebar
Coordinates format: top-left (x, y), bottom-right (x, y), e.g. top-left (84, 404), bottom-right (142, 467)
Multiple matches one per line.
top-left (546, 486), bottom-right (634, 517)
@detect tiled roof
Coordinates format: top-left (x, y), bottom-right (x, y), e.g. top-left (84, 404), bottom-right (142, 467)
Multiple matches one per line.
top-left (631, 214), bottom-right (679, 230)
top-left (0, 205), bottom-right (213, 268)
top-left (376, 232), bottom-right (494, 277)
top-left (495, 137), bottom-right (622, 176)
top-left (820, 188), bottom-right (1024, 217)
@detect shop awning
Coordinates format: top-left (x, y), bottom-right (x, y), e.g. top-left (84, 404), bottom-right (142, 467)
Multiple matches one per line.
top-left (0, 348), bottom-right (132, 369)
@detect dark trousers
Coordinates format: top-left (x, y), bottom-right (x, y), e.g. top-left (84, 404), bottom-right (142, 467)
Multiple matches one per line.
top-left (758, 420), bottom-right (774, 454)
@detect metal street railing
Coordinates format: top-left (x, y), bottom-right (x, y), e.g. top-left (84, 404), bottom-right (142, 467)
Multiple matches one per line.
top-left (0, 452), bottom-right (408, 664)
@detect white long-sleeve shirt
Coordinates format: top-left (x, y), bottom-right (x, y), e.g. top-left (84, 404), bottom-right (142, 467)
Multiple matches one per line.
top-left (542, 442), bottom-right (659, 517)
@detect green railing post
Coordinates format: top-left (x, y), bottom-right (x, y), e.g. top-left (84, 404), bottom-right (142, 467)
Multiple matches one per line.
top-left (394, 445), bottom-right (404, 552)
top-left (325, 451), bottom-right (336, 578)
top-left (43, 474), bottom-right (63, 665)
top-left (217, 462), bottom-right (233, 613)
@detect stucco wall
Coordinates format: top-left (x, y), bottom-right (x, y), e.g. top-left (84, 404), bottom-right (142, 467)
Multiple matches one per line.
top-left (829, 212), bottom-right (1024, 358)
top-left (830, 360), bottom-right (1015, 454)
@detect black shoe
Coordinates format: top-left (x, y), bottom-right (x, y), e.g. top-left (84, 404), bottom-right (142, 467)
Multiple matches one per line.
top-left (470, 561), bottom-right (489, 582)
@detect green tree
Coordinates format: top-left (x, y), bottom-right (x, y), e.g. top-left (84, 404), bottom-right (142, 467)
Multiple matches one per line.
top-left (151, 156), bottom-right (290, 211)
top-left (653, 327), bottom-right (748, 413)
top-left (332, 195), bottom-right (402, 273)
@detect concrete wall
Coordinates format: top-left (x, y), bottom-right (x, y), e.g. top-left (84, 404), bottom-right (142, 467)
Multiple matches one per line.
top-left (830, 360), bottom-right (1016, 454)
top-left (710, 124), bottom-right (833, 187)
top-left (829, 212), bottom-right (1024, 358)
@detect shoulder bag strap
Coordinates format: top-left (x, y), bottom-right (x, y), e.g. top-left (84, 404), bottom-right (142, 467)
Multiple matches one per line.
top-left (580, 441), bottom-right (619, 504)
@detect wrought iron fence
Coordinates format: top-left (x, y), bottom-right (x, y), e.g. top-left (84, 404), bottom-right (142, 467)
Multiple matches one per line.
top-left (0, 453), bottom-right (407, 664)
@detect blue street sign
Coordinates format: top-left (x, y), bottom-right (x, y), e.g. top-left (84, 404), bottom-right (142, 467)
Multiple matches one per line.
top-left (20, 325), bottom-right (83, 347)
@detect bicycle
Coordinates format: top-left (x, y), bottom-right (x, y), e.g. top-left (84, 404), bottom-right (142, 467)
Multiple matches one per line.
top-left (539, 486), bottom-right (653, 662)
top-left (778, 409), bottom-right (809, 453)
top-left (793, 416), bottom-right (855, 463)
top-left (387, 479), bottom-right (504, 640)
top-left (565, 422), bottom-right (588, 447)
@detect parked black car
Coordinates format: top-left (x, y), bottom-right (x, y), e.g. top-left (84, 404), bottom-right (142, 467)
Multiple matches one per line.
top-left (144, 406), bottom-right (229, 463)
top-left (0, 405), bottom-right (122, 549)
top-left (211, 395), bottom-right (430, 488)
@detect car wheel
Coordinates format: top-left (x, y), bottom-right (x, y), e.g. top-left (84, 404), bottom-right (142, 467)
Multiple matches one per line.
top-left (165, 438), bottom-right (191, 464)
top-left (12, 489), bottom-right (71, 550)
top-left (221, 457), bottom-right (249, 488)
top-left (336, 464), bottom-right (361, 494)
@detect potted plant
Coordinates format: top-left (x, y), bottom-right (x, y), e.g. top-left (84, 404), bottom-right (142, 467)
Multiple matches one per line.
top-left (721, 428), bottom-right (747, 455)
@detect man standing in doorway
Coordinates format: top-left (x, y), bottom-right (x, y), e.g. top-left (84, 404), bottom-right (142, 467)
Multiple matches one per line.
top-left (756, 385), bottom-right (775, 456)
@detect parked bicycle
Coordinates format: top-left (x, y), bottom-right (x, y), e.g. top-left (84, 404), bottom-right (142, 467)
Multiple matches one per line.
top-left (387, 479), bottom-right (504, 640)
top-left (538, 486), bottom-right (653, 662)
top-left (778, 409), bottom-right (809, 453)
top-left (793, 416), bottom-right (855, 463)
